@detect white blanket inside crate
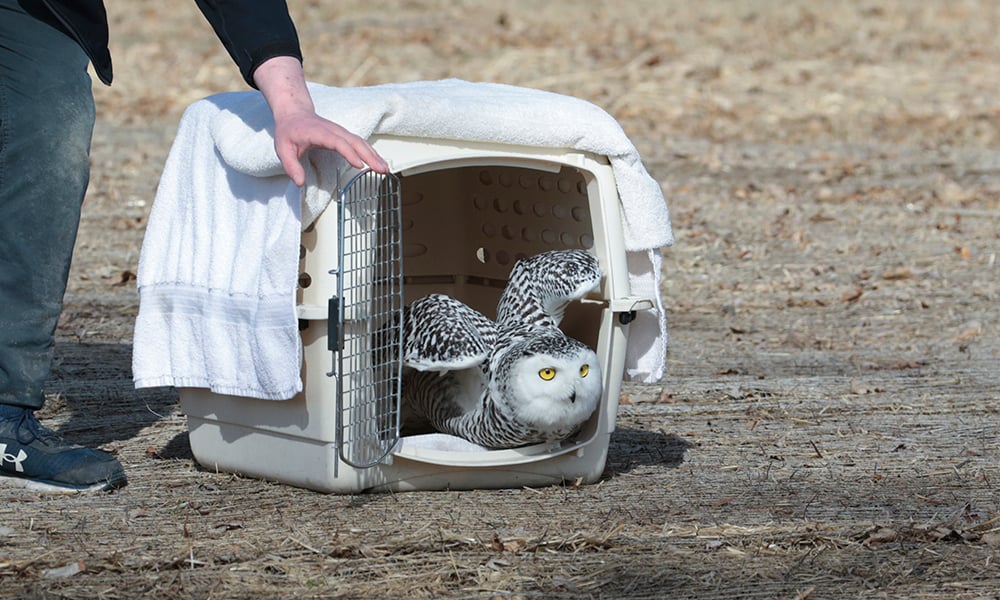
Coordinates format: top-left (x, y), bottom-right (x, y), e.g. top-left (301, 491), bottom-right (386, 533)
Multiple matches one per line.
top-left (133, 79), bottom-right (673, 400)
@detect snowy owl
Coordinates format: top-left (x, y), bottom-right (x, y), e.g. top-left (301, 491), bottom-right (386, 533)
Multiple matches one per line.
top-left (392, 249), bottom-right (603, 449)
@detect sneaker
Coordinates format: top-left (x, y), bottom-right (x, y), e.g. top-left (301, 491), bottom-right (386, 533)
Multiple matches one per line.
top-left (0, 406), bottom-right (126, 493)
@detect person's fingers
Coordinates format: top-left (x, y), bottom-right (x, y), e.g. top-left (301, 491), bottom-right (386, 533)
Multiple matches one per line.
top-left (329, 135), bottom-right (367, 170)
top-left (351, 139), bottom-right (390, 173)
top-left (275, 142), bottom-right (306, 187)
top-left (274, 117), bottom-right (390, 186)
top-left (313, 123), bottom-right (389, 173)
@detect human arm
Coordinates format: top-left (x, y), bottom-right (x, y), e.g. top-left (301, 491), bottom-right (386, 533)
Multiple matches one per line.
top-left (194, 0), bottom-right (388, 183)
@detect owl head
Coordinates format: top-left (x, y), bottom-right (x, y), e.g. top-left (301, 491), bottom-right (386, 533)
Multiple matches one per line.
top-left (493, 331), bottom-right (602, 436)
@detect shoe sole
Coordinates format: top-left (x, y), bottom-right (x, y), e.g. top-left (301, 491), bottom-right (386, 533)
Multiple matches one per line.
top-left (0, 473), bottom-right (127, 494)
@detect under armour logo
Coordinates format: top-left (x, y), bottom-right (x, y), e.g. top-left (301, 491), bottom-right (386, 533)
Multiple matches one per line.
top-left (0, 443), bottom-right (27, 473)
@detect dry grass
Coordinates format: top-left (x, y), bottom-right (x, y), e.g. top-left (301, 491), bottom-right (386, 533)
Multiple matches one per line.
top-left (1, 0), bottom-right (999, 597)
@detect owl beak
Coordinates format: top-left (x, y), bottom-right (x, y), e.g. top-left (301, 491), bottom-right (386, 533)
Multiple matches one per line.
top-left (569, 390), bottom-right (576, 404)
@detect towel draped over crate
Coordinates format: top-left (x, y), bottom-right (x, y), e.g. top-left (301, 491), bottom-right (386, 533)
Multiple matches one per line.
top-left (133, 79), bottom-right (673, 400)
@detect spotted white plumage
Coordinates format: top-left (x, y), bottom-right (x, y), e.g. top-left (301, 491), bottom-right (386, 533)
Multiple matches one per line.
top-left (396, 293), bottom-right (496, 373)
top-left (395, 249), bottom-right (603, 449)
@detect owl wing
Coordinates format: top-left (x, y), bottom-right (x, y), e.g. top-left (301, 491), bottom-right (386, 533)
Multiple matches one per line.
top-left (397, 294), bottom-right (497, 372)
top-left (497, 249), bottom-right (602, 330)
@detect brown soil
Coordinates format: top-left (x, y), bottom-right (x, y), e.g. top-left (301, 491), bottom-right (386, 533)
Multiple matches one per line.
top-left (2, 1), bottom-right (999, 598)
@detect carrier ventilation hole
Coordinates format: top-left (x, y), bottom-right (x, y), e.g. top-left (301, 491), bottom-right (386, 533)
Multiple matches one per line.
top-left (402, 191), bottom-right (424, 206)
top-left (552, 204), bottom-right (569, 219)
top-left (538, 175), bottom-right (555, 192)
top-left (473, 195), bottom-right (488, 210)
top-left (532, 202), bottom-right (548, 217)
top-left (498, 173), bottom-right (513, 187)
top-left (501, 224), bottom-right (515, 240)
top-left (478, 170), bottom-right (493, 186)
top-left (493, 197), bottom-right (509, 213)
top-left (299, 244), bottom-right (306, 260)
top-left (475, 247), bottom-right (512, 265)
top-left (518, 174), bottom-right (534, 189)
top-left (298, 273), bottom-right (312, 288)
top-left (481, 223), bottom-right (497, 238)
top-left (580, 233), bottom-right (594, 249)
top-left (571, 206), bottom-right (587, 222)
top-left (404, 243), bottom-right (428, 258)
top-left (557, 178), bottom-right (574, 193)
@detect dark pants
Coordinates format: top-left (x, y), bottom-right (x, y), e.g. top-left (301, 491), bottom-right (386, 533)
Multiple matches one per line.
top-left (0, 0), bottom-right (95, 409)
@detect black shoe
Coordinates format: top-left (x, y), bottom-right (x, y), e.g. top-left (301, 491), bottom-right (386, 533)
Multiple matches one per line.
top-left (0, 407), bottom-right (126, 492)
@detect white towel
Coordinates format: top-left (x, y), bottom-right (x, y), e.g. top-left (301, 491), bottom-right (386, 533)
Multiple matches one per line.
top-left (132, 98), bottom-right (306, 399)
top-left (212, 79), bottom-right (674, 382)
top-left (213, 79), bottom-right (674, 250)
top-left (133, 79), bottom-right (673, 400)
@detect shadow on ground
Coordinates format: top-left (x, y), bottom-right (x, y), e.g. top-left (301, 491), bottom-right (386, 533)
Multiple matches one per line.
top-left (42, 341), bottom-right (178, 448)
top-left (606, 428), bottom-right (691, 474)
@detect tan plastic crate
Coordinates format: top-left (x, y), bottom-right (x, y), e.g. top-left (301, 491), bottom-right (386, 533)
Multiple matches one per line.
top-left (179, 135), bottom-right (654, 493)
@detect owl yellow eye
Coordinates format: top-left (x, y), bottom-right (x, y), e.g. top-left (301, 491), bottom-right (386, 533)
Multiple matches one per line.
top-left (538, 368), bottom-right (556, 381)
top-left (579, 364), bottom-right (590, 377)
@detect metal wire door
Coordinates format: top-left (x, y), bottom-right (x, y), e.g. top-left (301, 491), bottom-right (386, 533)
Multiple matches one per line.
top-left (330, 169), bottom-right (404, 469)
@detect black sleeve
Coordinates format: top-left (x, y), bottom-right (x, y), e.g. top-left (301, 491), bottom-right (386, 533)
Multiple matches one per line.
top-left (193, 0), bottom-right (303, 88)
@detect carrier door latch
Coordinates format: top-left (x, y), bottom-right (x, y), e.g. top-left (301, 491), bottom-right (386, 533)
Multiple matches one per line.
top-left (326, 295), bottom-right (340, 352)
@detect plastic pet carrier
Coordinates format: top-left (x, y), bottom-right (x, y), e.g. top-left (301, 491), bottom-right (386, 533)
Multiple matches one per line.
top-left (179, 135), bottom-right (654, 493)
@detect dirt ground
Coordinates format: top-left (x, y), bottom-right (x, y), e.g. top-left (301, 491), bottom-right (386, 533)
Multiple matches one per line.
top-left (2, 0), bottom-right (1000, 598)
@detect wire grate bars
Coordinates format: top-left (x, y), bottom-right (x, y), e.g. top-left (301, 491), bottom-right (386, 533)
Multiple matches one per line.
top-left (333, 170), bottom-right (404, 469)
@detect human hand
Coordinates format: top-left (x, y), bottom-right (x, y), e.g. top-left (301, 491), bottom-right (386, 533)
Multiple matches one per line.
top-left (271, 107), bottom-right (390, 186)
top-left (253, 56), bottom-right (389, 186)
